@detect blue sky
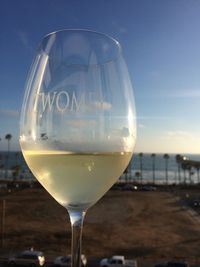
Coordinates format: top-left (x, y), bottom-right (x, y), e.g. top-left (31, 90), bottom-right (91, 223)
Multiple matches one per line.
top-left (0, 0), bottom-right (200, 153)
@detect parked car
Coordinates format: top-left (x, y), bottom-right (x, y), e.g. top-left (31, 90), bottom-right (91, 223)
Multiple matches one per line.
top-left (140, 185), bottom-right (157, 191)
top-left (111, 184), bottom-right (123, 190)
top-left (122, 184), bottom-right (137, 191)
top-left (154, 261), bottom-right (189, 267)
top-left (8, 250), bottom-right (45, 266)
top-left (100, 255), bottom-right (137, 267)
top-left (167, 261), bottom-right (189, 267)
top-left (192, 199), bottom-right (200, 207)
top-left (154, 264), bottom-right (167, 267)
top-left (54, 254), bottom-right (87, 267)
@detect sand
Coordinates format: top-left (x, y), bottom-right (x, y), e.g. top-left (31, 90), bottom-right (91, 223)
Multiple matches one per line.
top-left (1, 187), bottom-right (200, 266)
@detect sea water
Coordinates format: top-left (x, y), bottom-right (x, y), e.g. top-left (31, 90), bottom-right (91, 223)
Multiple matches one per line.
top-left (0, 151), bottom-right (200, 184)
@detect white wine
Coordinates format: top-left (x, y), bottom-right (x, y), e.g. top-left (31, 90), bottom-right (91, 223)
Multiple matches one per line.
top-left (22, 150), bottom-right (132, 209)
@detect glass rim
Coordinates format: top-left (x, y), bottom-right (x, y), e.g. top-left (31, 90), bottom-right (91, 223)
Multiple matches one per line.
top-left (42, 28), bottom-right (122, 52)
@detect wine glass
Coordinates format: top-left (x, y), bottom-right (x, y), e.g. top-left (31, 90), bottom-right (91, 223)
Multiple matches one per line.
top-left (19, 29), bottom-right (136, 267)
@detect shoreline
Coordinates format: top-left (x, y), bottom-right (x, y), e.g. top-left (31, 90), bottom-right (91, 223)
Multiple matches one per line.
top-left (1, 151), bottom-right (200, 185)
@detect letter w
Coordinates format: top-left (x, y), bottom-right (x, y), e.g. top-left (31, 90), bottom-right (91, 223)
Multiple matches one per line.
top-left (41, 92), bottom-right (57, 112)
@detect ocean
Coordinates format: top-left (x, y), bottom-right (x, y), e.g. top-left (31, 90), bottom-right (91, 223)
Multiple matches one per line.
top-left (0, 151), bottom-right (200, 184)
top-left (130, 153), bottom-right (200, 184)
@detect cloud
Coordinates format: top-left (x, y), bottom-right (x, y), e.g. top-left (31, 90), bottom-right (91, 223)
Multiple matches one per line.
top-left (149, 70), bottom-right (160, 79)
top-left (67, 119), bottom-right (96, 128)
top-left (0, 109), bottom-right (19, 117)
top-left (138, 123), bottom-right (145, 128)
top-left (138, 88), bottom-right (200, 100)
top-left (174, 89), bottom-right (200, 98)
top-left (138, 115), bottom-right (172, 120)
top-left (111, 21), bottom-right (128, 34)
top-left (118, 26), bottom-right (128, 34)
top-left (159, 130), bottom-right (200, 154)
top-left (161, 130), bottom-right (192, 141)
top-left (93, 101), bottom-right (112, 110)
top-left (154, 88), bottom-right (200, 99)
top-left (17, 31), bottom-right (33, 51)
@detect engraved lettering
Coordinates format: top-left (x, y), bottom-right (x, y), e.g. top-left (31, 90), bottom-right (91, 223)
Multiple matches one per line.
top-left (41, 92), bottom-right (57, 112)
top-left (56, 91), bottom-right (70, 112)
top-left (70, 92), bottom-right (79, 111)
top-left (70, 92), bottom-right (85, 112)
top-left (35, 89), bottom-right (104, 113)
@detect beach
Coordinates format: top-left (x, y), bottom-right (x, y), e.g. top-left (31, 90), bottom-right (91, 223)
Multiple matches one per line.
top-left (1, 186), bottom-right (200, 266)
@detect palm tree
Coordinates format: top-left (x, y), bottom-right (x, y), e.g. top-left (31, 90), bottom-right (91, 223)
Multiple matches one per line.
top-left (128, 160), bottom-right (132, 183)
top-left (151, 153), bottom-right (156, 184)
top-left (123, 166), bottom-right (129, 183)
top-left (175, 154), bottom-right (182, 184)
top-left (182, 162), bottom-right (187, 184)
top-left (0, 137), bottom-right (1, 154)
top-left (14, 152), bottom-right (20, 180)
top-left (196, 165), bottom-right (200, 184)
top-left (139, 153), bottom-right (143, 183)
top-left (163, 154), bottom-right (170, 184)
top-left (5, 134), bottom-right (12, 178)
top-left (188, 166), bottom-right (193, 184)
top-left (15, 152), bottom-right (19, 165)
top-left (0, 139), bottom-right (2, 173)
top-left (135, 171), bottom-right (141, 183)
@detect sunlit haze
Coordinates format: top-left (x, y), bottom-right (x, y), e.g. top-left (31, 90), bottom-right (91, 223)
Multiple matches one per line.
top-left (0, 0), bottom-right (200, 154)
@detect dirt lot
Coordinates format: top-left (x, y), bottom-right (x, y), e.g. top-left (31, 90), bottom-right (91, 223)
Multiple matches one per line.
top-left (1, 187), bottom-right (200, 266)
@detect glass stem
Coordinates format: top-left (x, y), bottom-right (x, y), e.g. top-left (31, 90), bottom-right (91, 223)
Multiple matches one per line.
top-left (68, 209), bottom-right (86, 267)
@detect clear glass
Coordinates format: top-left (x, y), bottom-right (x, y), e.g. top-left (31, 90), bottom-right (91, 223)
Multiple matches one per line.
top-left (19, 29), bottom-right (136, 267)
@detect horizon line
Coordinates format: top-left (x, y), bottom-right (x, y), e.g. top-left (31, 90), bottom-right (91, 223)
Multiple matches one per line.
top-left (0, 150), bottom-right (199, 156)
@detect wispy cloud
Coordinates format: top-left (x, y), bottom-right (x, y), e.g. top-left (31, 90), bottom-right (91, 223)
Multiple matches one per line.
top-left (173, 89), bottom-right (200, 98)
top-left (93, 101), bottom-right (112, 110)
top-left (159, 130), bottom-right (200, 153)
top-left (149, 70), bottom-right (160, 79)
top-left (138, 88), bottom-right (200, 100)
top-left (68, 119), bottom-right (96, 128)
top-left (138, 115), bottom-right (173, 120)
top-left (153, 88), bottom-right (200, 99)
top-left (111, 21), bottom-right (128, 34)
top-left (17, 31), bottom-right (33, 52)
top-left (138, 123), bottom-right (145, 128)
top-left (0, 109), bottom-right (19, 117)
top-left (161, 130), bottom-right (192, 141)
